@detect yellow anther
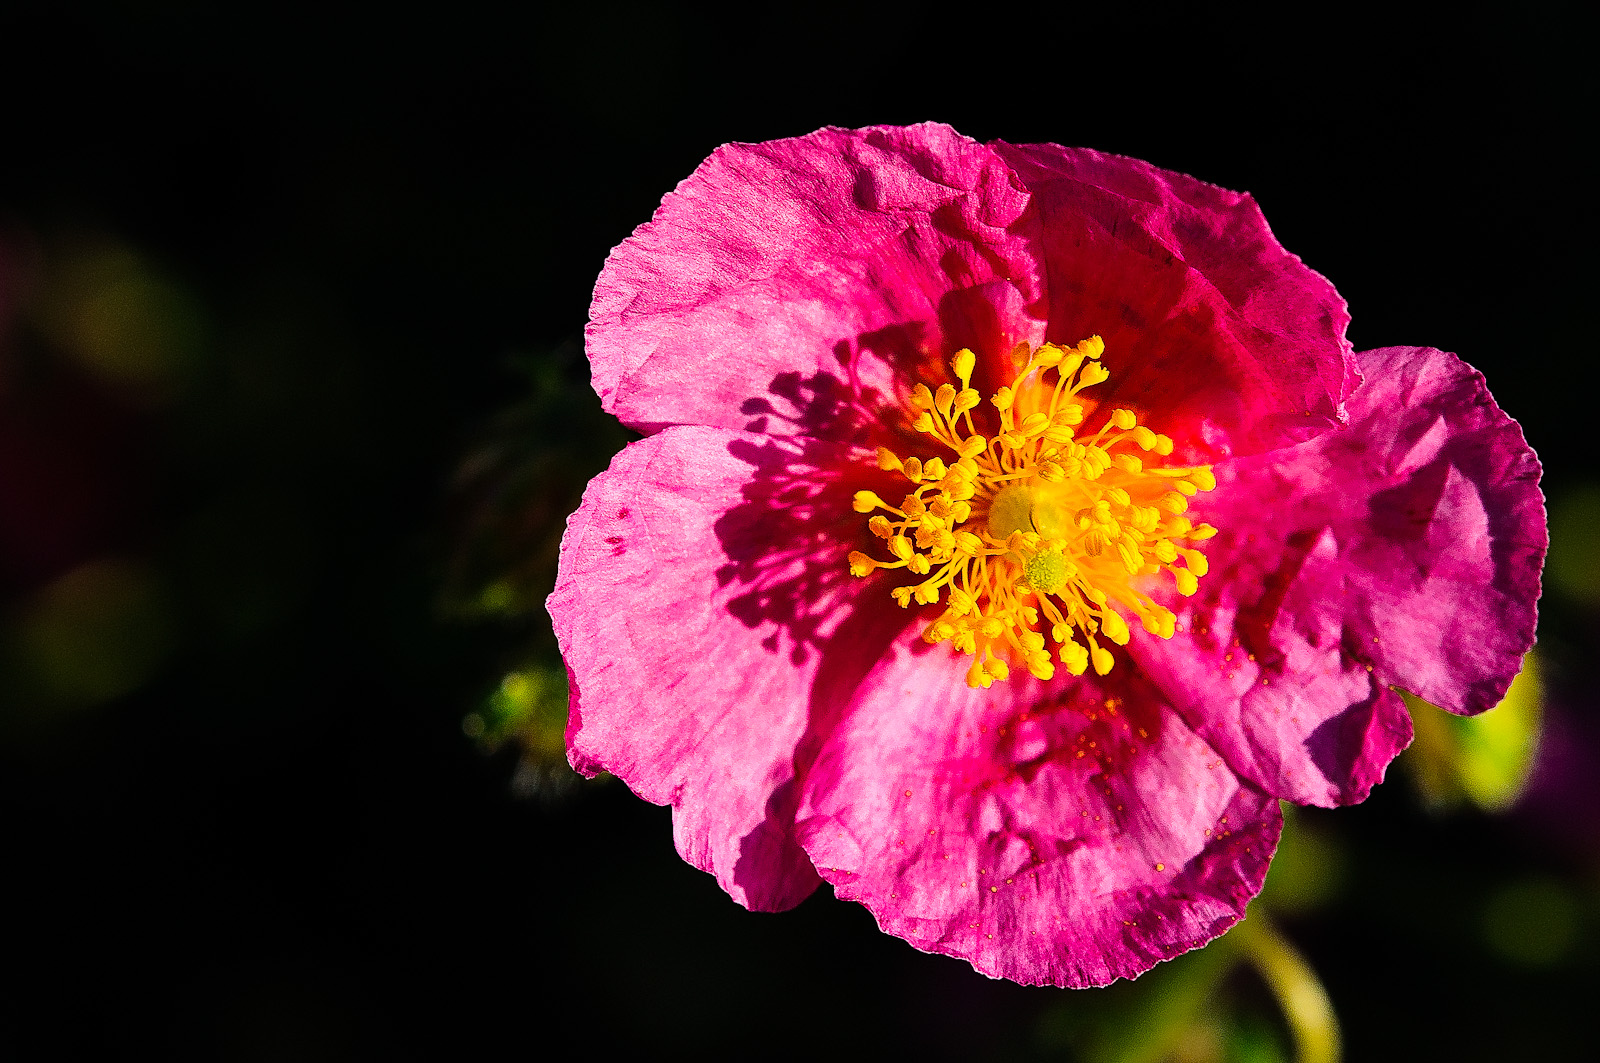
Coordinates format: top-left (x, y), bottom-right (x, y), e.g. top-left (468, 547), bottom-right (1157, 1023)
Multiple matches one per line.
top-left (951, 348), bottom-right (976, 385)
top-left (1141, 607), bottom-right (1176, 639)
top-left (1043, 425), bottom-right (1076, 445)
top-left (1020, 413), bottom-right (1052, 437)
top-left (846, 336), bottom-right (1217, 684)
top-left (854, 491), bottom-right (888, 513)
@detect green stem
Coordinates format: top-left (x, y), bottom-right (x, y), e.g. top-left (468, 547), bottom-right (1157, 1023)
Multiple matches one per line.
top-left (1232, 911), bottom-right (1341, 1063)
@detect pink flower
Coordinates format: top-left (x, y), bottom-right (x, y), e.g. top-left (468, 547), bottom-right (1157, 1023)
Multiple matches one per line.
top-left (548, 124), bottom-right (1545, 986)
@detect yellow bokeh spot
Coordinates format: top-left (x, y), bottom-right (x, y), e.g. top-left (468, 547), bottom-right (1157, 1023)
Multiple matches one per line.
top-left (32, 242), bottom-right (205, 397)
top-left (15, 558), bottom-right (175, 705)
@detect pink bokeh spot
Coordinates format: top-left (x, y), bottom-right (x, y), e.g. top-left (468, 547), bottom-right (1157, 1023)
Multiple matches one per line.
top-left (549, 124), bottom-right (1545, 986)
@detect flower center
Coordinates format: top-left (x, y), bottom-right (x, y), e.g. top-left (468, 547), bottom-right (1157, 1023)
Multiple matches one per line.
top-left (847, 337), bottom-right (1217, 688)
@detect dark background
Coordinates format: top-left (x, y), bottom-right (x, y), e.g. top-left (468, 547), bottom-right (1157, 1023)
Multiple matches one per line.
top-left (1, 2), bottom-right (1595, 1059)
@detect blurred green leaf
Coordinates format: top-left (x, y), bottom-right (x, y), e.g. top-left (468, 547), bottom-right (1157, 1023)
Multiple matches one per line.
top-left (439, 344), bottom-right (628, 626)
top-left (1037, 935), bottom-right (1241, 1063)
top-left (1546, 483), bottom-right (1600, 604)
top-left (1480, 875), bottom-right (1581, 968)
top-left (462, 664), bottom-right (594, 799)
top-left (1402, 651), bottom-right (1542, 813)
top-left (1259, 807), bottom-right (1347, 916)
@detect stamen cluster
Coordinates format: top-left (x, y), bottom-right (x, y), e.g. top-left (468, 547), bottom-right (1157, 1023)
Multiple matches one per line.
top-left (848, 337), bottom-right (1217, 688)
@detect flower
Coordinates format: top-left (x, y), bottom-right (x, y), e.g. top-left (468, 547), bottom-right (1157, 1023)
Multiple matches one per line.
top-left (548, 123), bottom-right (1544, 986)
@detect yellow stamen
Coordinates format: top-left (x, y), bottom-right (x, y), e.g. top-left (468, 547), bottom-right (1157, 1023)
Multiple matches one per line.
top-left (847, 337), bottom-right (1218, 687)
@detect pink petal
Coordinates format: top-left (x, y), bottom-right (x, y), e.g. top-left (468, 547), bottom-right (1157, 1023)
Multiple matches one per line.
top-left (794, 637), bottom-right (1280, 987)
top-left (1139, 346), bottom-right (1544, 807)
top-left (589, 123), bottom-right (1046, 439)
top-left (989, 141), bottom-right (1358, 460)
top-left (549, 423), bottom-right (915, 910)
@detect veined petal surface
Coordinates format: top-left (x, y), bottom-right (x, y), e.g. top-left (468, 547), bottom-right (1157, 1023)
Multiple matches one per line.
top-left (1138, 346), bottom-right (1543, 806)
top-left (795, 633), bottom-right (1280, 987)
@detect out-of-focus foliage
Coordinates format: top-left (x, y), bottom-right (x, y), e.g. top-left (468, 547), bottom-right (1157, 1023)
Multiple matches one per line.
top-left (1402, 652), bottom-right (1543, 813)
top-left (462, 664), bottom-right (590, 798)
top-left (441, 346), bottom-right (628, 626)
top-left (1545, 483), bottom-right (1600, 605)
top-left (442, 346), bottom-right (627, 794)
top-left (1258, 808), bottom-right (1348, 917)
top-left (1479, 874), bottom-right (1583, 968)
top-left (1037, 809), bottom-right (1345, 1063)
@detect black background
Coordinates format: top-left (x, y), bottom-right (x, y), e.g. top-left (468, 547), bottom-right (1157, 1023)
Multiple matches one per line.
top-left (2, 2), bottom-right (1595, 1059)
